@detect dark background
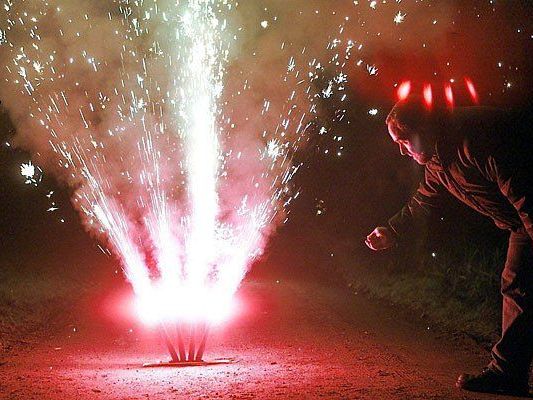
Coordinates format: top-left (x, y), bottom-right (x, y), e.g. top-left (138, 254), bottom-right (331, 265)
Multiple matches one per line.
top-left (1, 0), bottom-right (532, 287)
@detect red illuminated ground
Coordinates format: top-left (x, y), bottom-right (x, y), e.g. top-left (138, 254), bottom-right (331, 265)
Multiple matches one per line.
top-left (2, 263), bottom-right (527, 400)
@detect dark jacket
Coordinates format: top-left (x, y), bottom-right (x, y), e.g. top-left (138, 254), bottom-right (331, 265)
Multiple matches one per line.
top-left (388, 107), bottom-right (533, 241)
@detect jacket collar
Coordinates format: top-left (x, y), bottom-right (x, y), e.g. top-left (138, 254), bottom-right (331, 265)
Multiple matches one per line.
top-left (433, 116), bottom-right (462, 170)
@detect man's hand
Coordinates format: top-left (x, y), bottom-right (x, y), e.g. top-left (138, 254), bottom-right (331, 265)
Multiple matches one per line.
top-left (365, 226), bottom-right (397, 251)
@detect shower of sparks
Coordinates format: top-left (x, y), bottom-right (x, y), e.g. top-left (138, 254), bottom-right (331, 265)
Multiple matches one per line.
top-left (1, 0), bottom-right (361, 326)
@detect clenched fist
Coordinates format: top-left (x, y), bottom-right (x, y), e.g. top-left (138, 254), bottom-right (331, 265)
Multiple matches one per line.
top-left (365, 226), bottom-right (397, 251)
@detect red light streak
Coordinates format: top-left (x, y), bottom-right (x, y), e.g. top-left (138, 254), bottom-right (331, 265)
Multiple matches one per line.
top-left (394, 77), bottom-right (479, 108)
top-left (423, 84), bottom-right (433, 108)
top-left (444, 83), bottom-right (454, 107)
top-left (464, 78), bottom-right (479, 104)
top-left (397, 81), bottom-right (411, 101)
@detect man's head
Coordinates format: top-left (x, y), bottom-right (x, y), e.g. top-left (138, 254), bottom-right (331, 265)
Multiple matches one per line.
top-left (386, 95), bottom-right (442, 165)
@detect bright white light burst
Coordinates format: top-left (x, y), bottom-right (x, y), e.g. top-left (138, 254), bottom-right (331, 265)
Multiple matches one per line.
top-left (394, 11), bottom-right (406, 25)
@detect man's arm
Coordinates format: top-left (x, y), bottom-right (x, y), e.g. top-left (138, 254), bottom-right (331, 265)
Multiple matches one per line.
top-left (388, 165), bottom-right (445, 238)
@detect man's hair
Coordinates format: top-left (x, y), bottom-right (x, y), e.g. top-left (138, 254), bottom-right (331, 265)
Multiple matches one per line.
top-left (386, 95), bottom-right (445, 136)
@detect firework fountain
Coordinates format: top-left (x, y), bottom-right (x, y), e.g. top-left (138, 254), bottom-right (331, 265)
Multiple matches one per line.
top-left (1, 0), bottom-right (269, 365)
top-left (0, 0), bottom-right (362, 365)
top-left (1, 0), bottom-right (244, 364)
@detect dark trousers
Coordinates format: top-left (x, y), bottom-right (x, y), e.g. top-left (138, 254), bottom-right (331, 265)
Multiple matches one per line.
top-left (490, 228), bottom-right (533, 378)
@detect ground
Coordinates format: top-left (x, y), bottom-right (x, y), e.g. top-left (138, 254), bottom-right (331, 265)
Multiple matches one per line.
top-left (1, 256), bottom-right (529, 400)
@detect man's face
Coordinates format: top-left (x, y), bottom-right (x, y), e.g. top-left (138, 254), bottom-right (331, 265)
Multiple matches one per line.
top-left (387, 122), bottom-right (433, 165)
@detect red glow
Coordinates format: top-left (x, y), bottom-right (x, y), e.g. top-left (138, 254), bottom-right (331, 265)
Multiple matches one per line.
top-left (397, 81), bottom-right (411, 101)
top-left (444, 83), bottom-right (454, 107)
top-left (135, 284), bottom-right (237, 325)
top-left (423, 84), bottom-right (433, 108)
top-left (464, 78), bottom-right (479, 104)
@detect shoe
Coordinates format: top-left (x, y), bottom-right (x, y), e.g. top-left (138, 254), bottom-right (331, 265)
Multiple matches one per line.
top-left (456, 367), bottom-right (530, 396)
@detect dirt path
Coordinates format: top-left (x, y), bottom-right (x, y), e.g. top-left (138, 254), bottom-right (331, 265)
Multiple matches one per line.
top-left (1, 268), bottom-right (528, 400)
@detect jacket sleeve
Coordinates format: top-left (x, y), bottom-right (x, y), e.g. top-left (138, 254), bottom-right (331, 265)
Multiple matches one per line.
top-left (489, 154), bottom-right (533, 240)
top-left (388, 166), bottom-right (445, 238)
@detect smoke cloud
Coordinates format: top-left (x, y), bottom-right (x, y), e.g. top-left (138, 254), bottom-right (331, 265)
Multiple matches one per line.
top-left (2, 0), bottom-right (528, 321)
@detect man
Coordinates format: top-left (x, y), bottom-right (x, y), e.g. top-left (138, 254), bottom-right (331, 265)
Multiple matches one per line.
top-left (365, 95), bottom-right (533, 396)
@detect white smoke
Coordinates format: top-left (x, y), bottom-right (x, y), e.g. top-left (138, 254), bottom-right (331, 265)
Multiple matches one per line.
top-left (0, 0), bottom-right (312, 323)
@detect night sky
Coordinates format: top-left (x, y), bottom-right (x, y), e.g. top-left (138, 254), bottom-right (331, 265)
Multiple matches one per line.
top-left (1, 0), bottom-right (532, 277)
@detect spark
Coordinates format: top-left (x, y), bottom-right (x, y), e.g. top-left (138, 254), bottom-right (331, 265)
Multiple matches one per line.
top-left (288, 56), bottom-right (296, 72)
top-left (366, 64), bottom-right (378, 75)
top-left (368, 108), bottom-right (378, 115)
top-left (20, 161), bottom-right (35, 180)
top-left (264, 139), bottom-right (284, 161)
top-left (393, 11), bottom-right (406, 25)
top-left (334, 72), bottom-right (347, 84)
top-left (20, 161), bottom-right (41, 185)
top-left (18, 66), bottom-right (27, 78)
top-left (32, 61), bottom-right (43, 73)
top-left (322, 80), bottom-right (334, 98)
